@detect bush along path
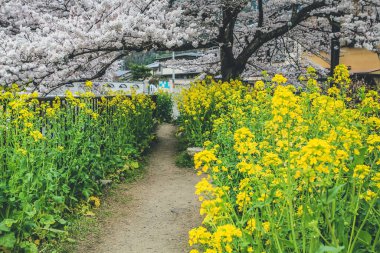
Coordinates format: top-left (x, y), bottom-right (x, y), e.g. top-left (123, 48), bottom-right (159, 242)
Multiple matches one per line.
top-left (179, 67), bottom-right (380, 253)
top-left (77, 124), bottom-right (201, 253)
top-left (0, 90), bottom-right (156, 253)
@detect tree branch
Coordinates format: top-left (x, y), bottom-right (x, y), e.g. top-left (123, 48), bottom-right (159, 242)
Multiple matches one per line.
top-left (236, 1), bottom-right (327, 66)
top-left (46, 53), bottom-right (128, 96)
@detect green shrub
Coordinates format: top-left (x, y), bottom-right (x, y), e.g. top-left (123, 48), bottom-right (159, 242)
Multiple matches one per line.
top-left (180, 68), bottom-right (380, 253)
top-left (0, 88), bottom-right (155, 252)
top-left (155, 90), bottom-right (173, 123)
top-left (175, 151), bottom-right (193, 168)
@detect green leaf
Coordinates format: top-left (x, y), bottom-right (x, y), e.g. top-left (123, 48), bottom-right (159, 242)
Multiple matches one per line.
top-left (0, 232), bottom-right (16, 249)
top-left (66, 238), bottom-right (76, 243)
top-left (352, 147), bottom-right (367, 165)
top-left (69, 195), bottom-right (78, 202)
top-left (52, 195), bottom-right (65, 204)
top-left (316, 245), bottom-right (345, 253)
top-left (20, 241), bottom-right (38, 253)
top-left (130, 161), bottom-right (139, 169)
top-left (357, 230), bottom-right (372, 246)
top-left (59, 183), bottom-right (69, 195)
top-left (57, 218), bottom-right (67, 225)
top-left (25, 209), bottom-right (37, 218)
top-left (0, 219), bottom-right (17, 232)
top-left (40, 215), bottom-right (56, 226)
top-left (337, 217), bottom-right (348, 246)
top-left (42, 227), bottom-right (68, 235)
top-left (323, 184), bottom-right (346, 205)
top-left (278, 238), bottom-right (295, 248)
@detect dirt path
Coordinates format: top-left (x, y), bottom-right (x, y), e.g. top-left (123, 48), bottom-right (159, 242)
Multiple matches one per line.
top-left (78, 124), bottom-right (201, 253)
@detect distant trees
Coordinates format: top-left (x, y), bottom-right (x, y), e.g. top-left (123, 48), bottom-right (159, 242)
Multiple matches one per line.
top-left (123, 51), bottom-right (158, 68)
top-left (129, 64), bottom-right (152, 81)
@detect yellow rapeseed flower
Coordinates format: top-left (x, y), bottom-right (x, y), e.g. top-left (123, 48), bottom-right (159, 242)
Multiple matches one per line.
top-left (89, 196), bottom-right (101, 208)
top-left (30, 130), bottom-right (44, 142)
top-left (271, 74), bottom-right (287, 84)
top-left (85, 80), bottom-right (93, 88)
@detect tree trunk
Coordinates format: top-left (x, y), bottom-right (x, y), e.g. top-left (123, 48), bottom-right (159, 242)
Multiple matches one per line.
top-left (220, 44), bottom-right (245, 81)
top-left (216, 1), bottom-right (327, 82)
top-left (221, 64), bottom-right (245, 81)
top-left (220, 45), bottom-right (249, 81)
top-left (220, 50), bottom-right (236, 81)
top-left (219, 6), bottom-right (245, 81)
top-left (221, 65), bottom-right (239, 81)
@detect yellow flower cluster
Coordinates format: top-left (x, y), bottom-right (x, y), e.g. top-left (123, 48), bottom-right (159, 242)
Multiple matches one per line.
top-left (271, 74), bottom-right (287, 84)
top-left (233, 127), bottom-right (258, 156)
top-left (333, 64), bottom-right (351, 89)
top-left (189, 224), bottom-right (242, 253)
top-left (89, 196), bottom-right (101, 208)
top-left (178, 77), bottom-right (248, 146)
top-left (194, 150), bottom-right (218, 173)
top-left (30, 130), bottom-right (44, 142)
top-left (180, 67), bottom-right (380, 252)
top-left (85, 80), bottom-right (93, 89)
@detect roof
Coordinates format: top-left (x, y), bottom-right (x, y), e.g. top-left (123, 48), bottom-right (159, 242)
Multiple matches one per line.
top-left (305, 48), bottom-right (380, 74)
top-left (156, 52), bottom-right (204, 61)
top-left (146, 62), bottom-right (160, 68)
top-left (115, 70), bottom-right (130, 77)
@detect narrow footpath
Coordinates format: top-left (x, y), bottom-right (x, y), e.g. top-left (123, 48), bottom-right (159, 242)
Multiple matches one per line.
top-left (78, 124), bottom-right (201, 253)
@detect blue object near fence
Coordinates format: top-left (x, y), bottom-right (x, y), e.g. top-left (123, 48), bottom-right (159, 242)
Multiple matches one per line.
top-left (159, 81), bottom-right (170, 89)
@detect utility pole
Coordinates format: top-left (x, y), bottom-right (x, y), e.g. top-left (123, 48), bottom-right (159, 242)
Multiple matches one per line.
top-left (172, 51), bottom-right (176, 87)
top-left (330, 21), bottom-right (341, 77)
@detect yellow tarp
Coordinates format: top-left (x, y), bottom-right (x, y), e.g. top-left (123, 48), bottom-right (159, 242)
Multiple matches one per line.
top-left (305, 48), bottom-right (380, 74)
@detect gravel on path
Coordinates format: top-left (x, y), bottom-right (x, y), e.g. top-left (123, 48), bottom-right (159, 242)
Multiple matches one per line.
top-left (77, 124), bottom-right (201, 253)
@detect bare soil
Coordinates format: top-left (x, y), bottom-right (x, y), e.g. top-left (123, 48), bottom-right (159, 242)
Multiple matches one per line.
top-left (76, 124), bottom-right (201, 253)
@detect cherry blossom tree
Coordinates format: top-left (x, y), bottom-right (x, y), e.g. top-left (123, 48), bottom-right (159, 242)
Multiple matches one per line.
top-left (0, 0), bottom-right (379, 90)
top-left (174, 0), bottom-right (379, 79)
top-left (0, 0), bottom-right (205, 90)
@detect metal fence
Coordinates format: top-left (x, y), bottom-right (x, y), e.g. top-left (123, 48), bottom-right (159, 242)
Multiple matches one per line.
top-left (34, 95), bottom-right (157, 116)
top-left (23, 95), bottom-right (158, 138)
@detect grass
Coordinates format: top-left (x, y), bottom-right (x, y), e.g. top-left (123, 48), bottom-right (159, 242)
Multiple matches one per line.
top-left (40, 160), bottom-right (148, 253)
top-left (175, 131), bottom-right (194, 168)
top-left (175, 151), bottom-right (194, 168)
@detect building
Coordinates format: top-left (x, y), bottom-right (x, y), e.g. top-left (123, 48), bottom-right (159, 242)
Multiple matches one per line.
top-left (146, 51), bottom-right (205, 85)
top-left (113, 70), bottom-right (132, 81)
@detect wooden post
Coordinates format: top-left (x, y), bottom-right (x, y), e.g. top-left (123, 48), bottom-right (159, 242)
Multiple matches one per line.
top-left (330, 21), bottom-right (341, 77)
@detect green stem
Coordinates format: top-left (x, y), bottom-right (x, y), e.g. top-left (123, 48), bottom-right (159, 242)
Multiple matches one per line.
top-left (288, 199), bottom-right (300, 253)
top-left (325, 203), bottom-right (338, 246)
top-left (372, 227), bottom-right (380, 252)
top-left (348, 203), bottom-right (373, 253)
top-left (347, 184), bottom-right (362, 252)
